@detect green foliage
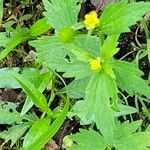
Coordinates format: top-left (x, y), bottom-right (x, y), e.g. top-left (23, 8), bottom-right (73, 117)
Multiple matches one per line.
top-left (11, 72), bottom-right (51, 115)
top-left (0, 123), bottom-right (31, 147)
top-left (0, 0), bottom-right (150, 149)
top-left (43, 0), bottom-right (82, 30)
top-left (68, 121), bottom-right (150, 150)
top-left (58, 27), bottom-right (76, 43)
top-left (114, 121), bottom-right (150, 150)
top-left (0, 101), bottom-right (35, 124)
top-left (112, 61), bottom-right (150, 98)
top-left (101, 35), bottom-right (119, 61)
top-left (29, 35), bottom-right (94, 79)
top-left (0, 68), bottom-right (47, 89)
top-left (23, 118), bottom-right (50, 148)
top-left (0, 32), bottom-right (28, 61)
top-left (100, 1), bottom-right (150, 34)
top-left (68, 129), bottom-right (107, 150)
top-left (29, 17), bottom-right (51, 37)
top-left (60, 77), bottom-right (89, 98)
top-left (85, 71), bottom-right (117, 143)
top-left (22, 98), bottom-right (69, 150)
top-left (20, 70), bottom-right (53, 116)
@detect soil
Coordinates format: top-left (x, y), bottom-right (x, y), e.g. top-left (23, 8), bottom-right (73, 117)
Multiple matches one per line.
top-left (0, 0), bottom-right (150, 150)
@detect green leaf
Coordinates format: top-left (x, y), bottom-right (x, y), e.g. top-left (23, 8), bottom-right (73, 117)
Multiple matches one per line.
top-left (116, 132), bottom-right (150, 150)
top-left (114, 121), bottom-right (150, 150)
top-left (0, 32), bottom-right (11, 47)
top-left (0, 67), bottom-right (47, 89)
top-left (23, 118), bottom-right (50, 148)
top-left (0, 101), bottom-right (23, 124)
top-left (114, 104), bottom-right (137, 117)
top-left (29, 36), bottom-right (68, 65)
top-left (113, 61), bottom-right (150, 98)
top-left (0, 0), bottom-right (3, 22)
top-left (0, 33), bottom-right (29, 61)
top-left (114, 120), bottom-right (142, 140)
top-left (68, 100), bottom-right (94, 125)
top-left (43, 0), bottom-right (82, 30)
top-left (101, 35), bottom-right (119, 61)
top-left (29, 17), bottom-right (51, 37)
top-left (73, 34), bottom-right (101, 57)
top-left (0, 101), bottom-right (35, 124)
top-left (68, 129), bottom-right (107, 150)
top-left (60, 77), bottom-right (89, 98)
top-left (0, 123), bottom-right (31, 147)
top-left (85, 71), bottom-right (118, 144)
top-left (11, 72), bottom-right (50, 114)
top-left (22, 98), bottom-right (69, 150)
top-left (29, 36), bottom-right (93, 79)
top-left (100, 1), bottom-right (150, 34)
top-left (21, 70), bottom-right (53, 115)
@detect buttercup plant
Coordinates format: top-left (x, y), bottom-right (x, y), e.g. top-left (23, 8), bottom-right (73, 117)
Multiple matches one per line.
top-left (0, 0), bottom-right (150, 150)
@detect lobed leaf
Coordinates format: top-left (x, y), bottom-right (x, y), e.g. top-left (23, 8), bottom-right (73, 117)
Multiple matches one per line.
top-left (112, 61), bottom-right (150, 98)
top-left (43, 0), bottom-right (82, 31)
top-left (85, 71), bottom-right (118, 144)
top-left (29, 36), bottom-right (93, 79)
top-left (100, 1), bottom-right (150, 35)
top-left (0, 123), bottom-right (31, 147)
top-left (68, 129), bottom-right (107, 150)
top-left (100, 34), bottom-right (119, 61)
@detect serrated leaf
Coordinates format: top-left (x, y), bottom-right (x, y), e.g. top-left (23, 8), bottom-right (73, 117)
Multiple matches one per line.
top-left (112, 61), bottom-right (150, 98)
top-left (100, 1), bottom-right (150, 34)
top-left (60, 77), bottom-right (89, 99)
top-left (114, 121), bottom-right (150, 150)
top-left (29, 36), bottom-right (93, 79)
top-left (68, 129), bottom-right (107, 150)
top-left (0, 67), bottom-right (48, 89)
top-left (68, 100), bottom-right (94, 125)
top-left (0, 123), bottom-right (31, 147)
top-left (0, 101), bottom-right (23, 124)
top-left (23, 118), bottom-right (50, 148)
top-left (43, 0), bottom-right (82, 31)
top-left (114, 120), bottom-right (142, 140)
top-left (29, 36), bottom-right (68, 65)
top-left (0, 32), bottom-right (12, 47)
top-left (0, 101), bottom-right (35, 125)
top-left (101, 35), bottom-right (119, 61)
top-left (85, 71), bottom-right (118, 144)
top-left (114, 104), bottom-right (137, 117)
top-left (116, 132), bottom-right (150, 150)
top-left (73, 34), bottom-right (101, 57)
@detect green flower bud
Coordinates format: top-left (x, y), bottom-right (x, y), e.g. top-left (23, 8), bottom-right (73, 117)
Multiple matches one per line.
top-left (58, 27), bottom-right (75, 43)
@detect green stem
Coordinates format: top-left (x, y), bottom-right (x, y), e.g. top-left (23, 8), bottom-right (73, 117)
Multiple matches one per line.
top-left (41, 89), bottom-right (55, 119)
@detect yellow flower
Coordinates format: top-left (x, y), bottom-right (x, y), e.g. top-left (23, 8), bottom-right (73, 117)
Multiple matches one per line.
top-left (90, 58), bottom-right (102, 71)
top-left (84, 11), bottom-right (99, 29)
